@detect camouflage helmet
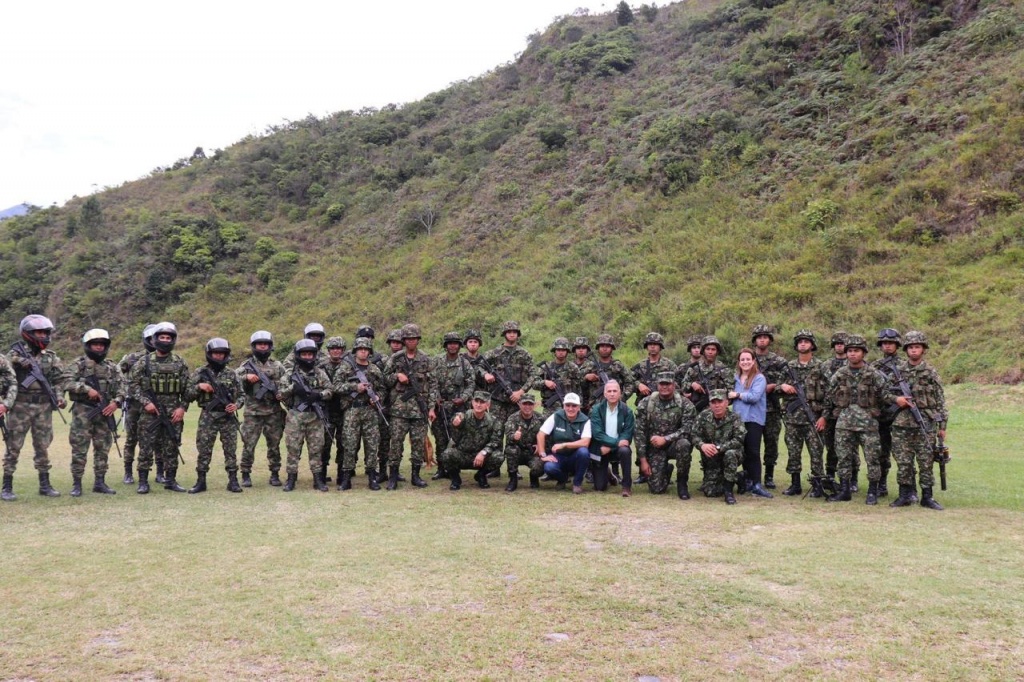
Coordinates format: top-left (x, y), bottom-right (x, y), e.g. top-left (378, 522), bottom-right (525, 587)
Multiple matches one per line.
top-left (686, 334), bottom-right (704, 350)
top-left (876, 328), bottom-right (902, 348)
top-left (401, 323), bottom-right (422, 340)
top-left (386, 328), bottom-right (404, 343)
top-left (701, 335), bottom-right (724, 354)
top-left (903, 330), bottom-right (929, 349)
top-left (500, 320), bottom-right (521, 335)
top-left (793, 329), bottom-right (817, 352)
top-left (325, 336), bottom-right (347, 349)
top-left (353, 336), bottom-right (373, 351)
top-left (551, 337), bottom-right (571, 352)
top-left (355, 325), bottom-right (375, 339)
top-left (596, 333), bottom-right (616, 349)
top-left (642, 332), bottom-right (665, 349)
top-left (844, 334), bottom-right (869, 352)
top-left (572, 336), bottom-right (590, 350)
top-left (751, 324), bottom-right (775, 342)
top-left (463, 328), bottom-right (482, 344)
top-left (442, 331), bottom-right (463, 347)
top-left (830, 331), bottom-right (849, 347)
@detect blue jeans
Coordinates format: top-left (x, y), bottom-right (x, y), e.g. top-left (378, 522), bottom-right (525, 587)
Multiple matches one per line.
top-left (543, 447), bottom-right (590, 486)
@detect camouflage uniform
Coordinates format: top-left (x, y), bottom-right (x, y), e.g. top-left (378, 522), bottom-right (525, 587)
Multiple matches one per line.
top-left (534, 338), bottom-right (583, 412)
top-left (634, 389), bottom-right (696, 494)
top-left (753, 349), bottom-right (788, 480)
top-left (825, 362), bottom-right (893, 485)
top-left (236, 354), bottom-right (287, 479)
top-left (872, 351), bottom-right (909, 488)
top-left (129, 352), bottom-right (190, 475)
top-left (571, 337), bottom-right (595, 413)
top-left (580, 335), bottom-right (636, 406)
top-left (631, 356), bottom-right (677, 406)
top-left (780, 357), bottom-right (828, 480)
top-left (66, 355), bottom-right (126, 478)
top-left (691, 405), bottom-right (746, 496)
top-left (319, 341), bottom-right (349, 477)
top-left (820, 352), bottom-right (848, 480)
top-left (503, 408), bottom-right (545, 479)
top-left (677, 358), bottom-right (732, 412)
top-left (890, 354), bottom-right (947, 491)
top-left (384, 349), bottom-right (438, 467)
top-left (337, 356), bottom-right (385, 474)
top-left (432, 348), bottom-right (475, 460)
top-left (0, 355), bottom-right (16, 418)
top-left (5, 344), bottom-right (66, 476)
top-left (279, 363), bottom-right (333, 476)
top-left (118, 347), bottom-right (148, 472)
top-left (189, 365), bottom-right (244, 474)
top-left (440, 408), bottom-right (504, 480)
top-left (480, 342), bottom-right (538, 427)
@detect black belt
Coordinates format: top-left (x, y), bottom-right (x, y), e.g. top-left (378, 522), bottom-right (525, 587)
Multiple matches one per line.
top-left (16, 393), bottom-right (50, 404)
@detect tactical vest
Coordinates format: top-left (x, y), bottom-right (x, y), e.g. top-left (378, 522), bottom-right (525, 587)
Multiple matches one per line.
top-left (145, 353), bottom-right (186, 396)
top-left (831, 368), bottom-right (880, 415)
top-left (71, 357), bottom-right (118, 404)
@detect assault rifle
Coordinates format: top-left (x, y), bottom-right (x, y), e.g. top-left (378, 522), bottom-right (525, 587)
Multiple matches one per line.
top-left (541, 362), bottom-right (566, 409)
top-left (345, 357), bottom-right (388, 427)
top-left (889, 364), bottom-right (932, 443)
top-left (83, 375), bottom-right (123, 459)
top-left (784, 365), bottom-right (825, 450)
top-left (0, 414), bottom-right (9, 447)
top-left (243, 358), bottom-right (279, 401)
top-left (478, 356), bottom-right (516, 402)
top-left (12, 343), bottom-right (67, 424)
top-left (292, 369), bottom-right (336, 442)
top-left (199, 368), bottom-right (243, 435)
top-left (690, 361), bottom-right (711, 412)
top-left (935, 434), bottom-right (951, 491)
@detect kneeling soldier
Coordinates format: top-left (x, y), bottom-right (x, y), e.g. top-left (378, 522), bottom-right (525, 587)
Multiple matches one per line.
top-left (502, 392), bottom-right (544, 492)
top-left (692, 390), bottom-right (746, 504)
top-left (635, 372), bottom-right (696, 499)
top-left (441, 391), bottom-right (503, 490)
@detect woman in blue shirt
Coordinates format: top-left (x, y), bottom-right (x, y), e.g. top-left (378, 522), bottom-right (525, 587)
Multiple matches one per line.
top-left (729, 348), bottom-right (772, 498)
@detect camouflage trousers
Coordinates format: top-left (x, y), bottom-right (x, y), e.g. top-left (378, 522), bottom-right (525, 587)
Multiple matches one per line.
top-left (440, 445), bottom-right (501, 475)
top-left (877, 418), bottom-right (894, 477)
top-left (489, 401), bottom-right (516, 430)
top-left (502, 442), bottom-right (543, 477)
top-left (69, 405), bottom-right (114, 477)
top-left (761, 410), bottom-right (782, 470)
top-left (431, 406), bottom-right (459, 460)
top-left (122, 401), bottom-right (142, 464)
top-left (388, 417), bottom-right (428, 467)
top-left (377, 415), bottom-right (392, 469)
top-left (700, 447), bottom-right (741, 496)
top-left (891, 425), bottom-right (935, 488)
top-left (3, 402), bottom-right (55, 475)
top-left (835, 426), bottom-right (881, 483)
top-left (644, 439), bottom-right (690, 495)
top-left (195, 411), bottom-right (239, 473)
top-left (321, 408), bottom-right (345, 470)
top-left (342, 406), bottom-right (380, 472)
top-left (783, 420), bottom-right (825, 478)
top-left (240, 408), bottom-right (285, 474)
top-left (824, 418), bottom-right (839, 478)
top-left (137, 411), bottom-right (183, 472)
top-left (285, 410), bottom-right (325, 475)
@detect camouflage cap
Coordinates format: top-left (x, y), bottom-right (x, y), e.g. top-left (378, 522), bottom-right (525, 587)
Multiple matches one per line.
top-left (643, 332), bottom-right (665, 349)
top-left (686, 334), bottom-right (704, 349)
top-left (845, 335), bottom-right (869, 352)
top-left (903, 330), bottom-right (929, 349)
top-left (353, 336), bottom-right (373, 350)
top-left (472, 390), bottom-right (492, 402)
top-left (463, 328), bottom-right (482, 343)
top-left (519, 392), bottom-right (537, 404)
top-left (701, 335), bottom-right (723, 353)
top-left (501, 321), bottom-right (521, 334)
top-left (386, 328), bottom-right (404, 343)
top-left (551, 337), bottom-right (571, 352)
top-left (709, 389), bottom-right (729, 402)
top-left (572, 336), bottom-right (590, 350)
top-left (793, 329), bottom-right (817, 352)
top-left (751, 324), bottom-right (775, 342)
top-left (401, 323), bottom-right (422, 340)
top-left (830, 331), bottom-right (849, 347)
top-left (876, 328), bottom-right (902, 348)
top-left (596, 333), bottom-right (616, 349)
top-left (442, 331), bottom-right (463, 346)
top-left (656, 372), bottom-right (675, 384)
top-left (325, 336), bottom-right (347, 349)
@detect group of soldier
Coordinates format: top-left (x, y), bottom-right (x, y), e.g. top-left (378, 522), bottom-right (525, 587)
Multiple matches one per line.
top-left (0, 314), bottom-right (949, 510)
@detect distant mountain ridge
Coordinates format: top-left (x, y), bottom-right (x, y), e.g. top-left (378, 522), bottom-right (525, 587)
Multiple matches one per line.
top-left (0, 204), bottom-right (31, 220)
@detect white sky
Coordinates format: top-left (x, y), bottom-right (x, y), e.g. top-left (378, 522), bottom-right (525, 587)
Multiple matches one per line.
top-left (0, 0), bottom-right (601, 210)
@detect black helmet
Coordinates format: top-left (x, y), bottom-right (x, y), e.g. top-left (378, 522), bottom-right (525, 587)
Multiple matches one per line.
top-left (355, 325), bottom-right (375, 339)
top-left (205, 337), bottom-right (231, 370)
top-left (151, 321), bottom-right (178, 353)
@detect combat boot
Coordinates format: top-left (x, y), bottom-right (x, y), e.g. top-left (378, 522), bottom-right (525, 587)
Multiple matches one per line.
top-left (827, 478), bottom-right (852, 502)
top-left (878, 472), bottom-right (889, 497)
top-left (368, 471), bottom-right (380, 491)
top-left (155, 460), bottom-right (166, 485)
top-left (920, 486), bottom-right (943, 510)
top-left (312, 471), bottom-right (328, 492)
top-left (93, 474), bottom-right (116, 495)
top-left (188, 472), bottom-right (207, 494)
top-left (677, 476), bottom-right (691, 501)
top-left (321, 458), bottom-right (331, 483)
top-left (431, 466), bottom-right (448, 481)
top-left (1, 474), bottom-right (15, 501)
top-left (282, 472), bottom-right (297, 491)
top-left (38, 472), bottom-right (60, 497)
top-left (269, 469), bottom-right (282, 487)
top-left (487, 469), bottom-right (500, 479)
top-left (665, 463), bottom-right (674, 485)
top-left (240, 471), bottom-right (252, 488)
top-left (411, 465), bottom-right (428, 488)
top-left (474, 469), bottom-right (490, 489)
top-left (850, 468), bottom-right (859, 493)
top-left (226, 471), bottom-right (242, 493)
top-left (889, 484), bottom-right (914, 507)
top-left (339, 469), bottom-right (352, 491)
top-left (123, 462), bottom-right (134, 485)
top-left (809, 477), bottom-right (825, 499)
top-left (163, 468), bottom-right (186, 493)
top-left (724, 481), bottom-right (737, 505)
top-left (386, 466), bottom-right (400, 491)
top-left (505, 472), bottom-right (518, 492)
top-left (529, 473), bottom-right (540, 489)
top-left (782, 472), bottom-right (802, 496)
top-left (764, 465), bottom-right (775, 489)
top-left (449, 470), bottom-right (462, 490)
top-left (909, 486), bottom-right (919, 504)
top-left (136, 470), bottom-right (150, 495)
top-left (865, 481), bottom-right (879, 505)
top-left (70, 476), bottom-right (83, 497)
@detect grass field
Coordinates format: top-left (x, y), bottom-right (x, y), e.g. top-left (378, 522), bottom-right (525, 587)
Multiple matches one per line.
top-left (1, 385), bottom-right (1021, 681)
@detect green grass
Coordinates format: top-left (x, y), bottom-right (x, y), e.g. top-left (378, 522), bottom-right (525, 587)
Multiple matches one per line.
top-left (0, 385), bottom-right (1021, 680)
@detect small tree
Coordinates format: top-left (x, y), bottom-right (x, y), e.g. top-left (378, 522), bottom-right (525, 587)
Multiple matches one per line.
top-left (616, 1), bottom-right (634, 26)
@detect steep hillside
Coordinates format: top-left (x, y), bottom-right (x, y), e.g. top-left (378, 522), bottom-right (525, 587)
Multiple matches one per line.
top-left (3, 0), bottom-right (1022, 380)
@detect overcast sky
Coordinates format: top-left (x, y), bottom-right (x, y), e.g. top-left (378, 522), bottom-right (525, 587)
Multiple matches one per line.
top-left (0, 0), bottom-right (602, 210)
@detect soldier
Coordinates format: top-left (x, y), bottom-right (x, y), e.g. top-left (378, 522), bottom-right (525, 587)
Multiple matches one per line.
top-left (432, 332), bottom-right (475, 481)
top-left (480, 321), bottom-right (538, 430)
top-left (678, 335), bottom-right (732, 413)
top-left (65, 329), bottom-right (125, 497)
top-left (129, 321), bottom-right (189, 494)
top-left (319, 336), bottom-right (348, 482)
top-left (282, 322), bottom-right (328, 371)
top-left (375, 329), bottom-right (407, 484)
top-left (278, 339), bottom-right (334, 492)
top-left (685, 335), bottom-right (703, 364)
top-left (537, 392), bottom-right (592, 494)
top-left (777, 330), bottom-right (829, 498)
top-left (692, 389), bottom-right (746, 504)
top-left (751, 325), bottom-right (787, 489)
top-left (0, 351), bottom-right (15, 500)
top-left (4, 315), bottom-right (68, 499)
top-left (571, 337), bottom-right (594, 413)
top-left (187, 338), bottom-right (244, 494)
top-left (635, 372), bottom-right (696, 499)
top-left (461, 329), bottom-right (486, 380)
top-left (534, 337), bottom-right (581, 414)
top-left (821, 331), bottom-right (849, 487)
top-left (824, 335), bottom-right (895, 503)
top-left (631, 332), bottom-right (676, 406)
top-left (502, 392), bottom-right (545, 492)
top-left (588, 380), bottom-right (635, 494)
top-left (118, 323), bottom-right (155, 484)
top-left (337, 336), bottom-right (386, 490)
top-left (383, 323), bottom-right (437, 490)
top-left (237, 331), bottom-right (286, 487)
top-left (871, 328), bottom-right (907, 498)
top-left (889, 331), bottom-right (947, 510)
top-left (441, 391), bottom-right (503, 491)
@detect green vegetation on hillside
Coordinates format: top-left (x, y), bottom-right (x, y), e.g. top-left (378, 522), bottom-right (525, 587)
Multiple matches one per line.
top-left (2, 0), bottom-right (1022, 380)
